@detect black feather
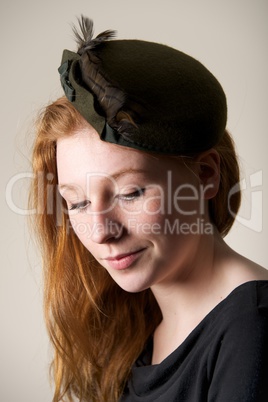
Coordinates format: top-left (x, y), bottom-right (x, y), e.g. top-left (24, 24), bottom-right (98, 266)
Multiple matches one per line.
top-left (73, 15), bottom-right (116, 54)
top-left (72, 15), bottom-right (127, 126)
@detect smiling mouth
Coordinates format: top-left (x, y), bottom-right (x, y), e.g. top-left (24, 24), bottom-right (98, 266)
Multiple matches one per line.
top-left (102, 248), bottom-right (146, 270)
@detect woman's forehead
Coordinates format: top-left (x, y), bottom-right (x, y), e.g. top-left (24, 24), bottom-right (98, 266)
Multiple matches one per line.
top-left (56, 127), bottom-right (191, 187)
top-left (57, 126), bottom-right (151, 165)
top-left (56, 127), bottom-right (158, 181)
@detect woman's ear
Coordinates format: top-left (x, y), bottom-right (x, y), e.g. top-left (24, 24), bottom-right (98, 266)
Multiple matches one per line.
top-left (195, 149), bottom-right (220, 200)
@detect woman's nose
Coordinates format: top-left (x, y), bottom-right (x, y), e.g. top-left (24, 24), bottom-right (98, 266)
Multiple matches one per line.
top-left (89, 209), bottom-right (123, 244)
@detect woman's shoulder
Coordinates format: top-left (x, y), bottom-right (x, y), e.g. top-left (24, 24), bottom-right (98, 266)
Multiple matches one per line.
top-left (211, 244), bottom-right (268, 328)
top-left (219, 243), bottom-right (268, 300)
top-left (231, 252), bottom-right (268, 301)
top-left (227, 279), bottom-right (268, 310)
top-left (216, 280), bottom-right (268, 336)
top-left (221, 246), bottom-right (268, 309)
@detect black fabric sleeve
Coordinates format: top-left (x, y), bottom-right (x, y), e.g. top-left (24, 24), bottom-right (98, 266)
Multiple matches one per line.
top-left (208, 299), bottom-right (268, 401)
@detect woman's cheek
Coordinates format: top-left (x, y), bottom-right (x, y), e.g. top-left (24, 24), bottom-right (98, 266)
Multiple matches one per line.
top-left (67, 215), bottom-right (93, 244)
top-left (123, 199), bottom-right (167, 238)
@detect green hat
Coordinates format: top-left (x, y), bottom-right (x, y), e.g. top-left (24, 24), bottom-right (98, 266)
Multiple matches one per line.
top-left (58, 16), bottom-right (227, 155)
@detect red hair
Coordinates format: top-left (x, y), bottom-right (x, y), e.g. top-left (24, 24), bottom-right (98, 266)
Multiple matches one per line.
top-left (29, 96), bottom-right (240, 401)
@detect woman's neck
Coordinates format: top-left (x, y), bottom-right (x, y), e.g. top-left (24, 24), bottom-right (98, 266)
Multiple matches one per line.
top-left (150, 232), bottom-right (268, 364)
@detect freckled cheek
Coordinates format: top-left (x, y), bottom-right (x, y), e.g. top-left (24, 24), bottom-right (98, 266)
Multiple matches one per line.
top-left (142, 197), bottom-right (164, 216)
top-left (67, 216), bottom-right (95, 244)
top-left (122, 199), bottom-right (166, 236)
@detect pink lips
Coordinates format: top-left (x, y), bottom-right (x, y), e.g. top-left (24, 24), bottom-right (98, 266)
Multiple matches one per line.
top-left (103, 249), bottom-right (145, 270)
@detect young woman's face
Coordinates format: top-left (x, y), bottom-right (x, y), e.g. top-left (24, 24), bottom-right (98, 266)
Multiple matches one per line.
top-left (57, 126), bottom-right (212, 293)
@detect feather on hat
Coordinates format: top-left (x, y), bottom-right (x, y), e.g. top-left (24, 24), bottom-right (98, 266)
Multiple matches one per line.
top-left (58, 16), bottom-right (227, 154)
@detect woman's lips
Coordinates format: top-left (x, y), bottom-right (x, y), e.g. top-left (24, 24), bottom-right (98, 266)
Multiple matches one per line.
top-left (103, 249), bottom-right (146, 270)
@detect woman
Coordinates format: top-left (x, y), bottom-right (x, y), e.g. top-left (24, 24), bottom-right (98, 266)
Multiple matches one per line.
top-left (30, 16), bottom-right (268, 402)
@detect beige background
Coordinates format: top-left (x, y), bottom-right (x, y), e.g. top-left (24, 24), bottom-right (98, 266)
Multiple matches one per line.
top-left (1, 0), bottom-right (267, 401)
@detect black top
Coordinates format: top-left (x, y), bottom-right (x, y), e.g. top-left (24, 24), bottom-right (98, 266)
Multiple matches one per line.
top-left (120, 281), bottom-right (268, 402)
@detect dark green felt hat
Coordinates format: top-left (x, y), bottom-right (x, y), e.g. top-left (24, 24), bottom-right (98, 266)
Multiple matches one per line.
top-left (58, 16), bottom-right (227, 155)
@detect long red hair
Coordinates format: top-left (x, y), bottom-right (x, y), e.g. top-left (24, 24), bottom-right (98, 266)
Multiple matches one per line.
top-left (29, 97), bottom-right (161, 401)
top-left (29, 96), bottom-right (240, 401)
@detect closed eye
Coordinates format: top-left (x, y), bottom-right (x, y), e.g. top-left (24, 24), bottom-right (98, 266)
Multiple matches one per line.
top-left (118, 188), bottom-right (145, 202)
top-left (69, 200), bottom-right (91, 211)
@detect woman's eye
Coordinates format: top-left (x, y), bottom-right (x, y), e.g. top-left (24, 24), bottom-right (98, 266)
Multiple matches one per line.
top-left (69, 200), bottom-right (90, 211)
top-left (118, 188), bottom-right (145, 202)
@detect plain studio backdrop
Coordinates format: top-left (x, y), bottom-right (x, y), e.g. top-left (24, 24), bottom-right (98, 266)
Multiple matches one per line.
top-left (1, 0), bottom-right (267, 401)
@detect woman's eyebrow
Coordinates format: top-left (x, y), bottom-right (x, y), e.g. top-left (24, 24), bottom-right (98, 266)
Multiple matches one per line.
top-left (58, 169), bottom-right (147, 191)
top-left (111, 168), bottom-right (147, 180)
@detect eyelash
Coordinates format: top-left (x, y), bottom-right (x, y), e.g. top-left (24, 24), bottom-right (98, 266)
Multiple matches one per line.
top-left (68, 189), bottom-right (145, 211)
top-left (69, 200), bottom-right (90, 211)
top-left (118, 188), bottom-right (145, 202)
